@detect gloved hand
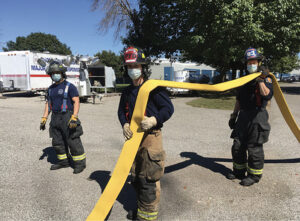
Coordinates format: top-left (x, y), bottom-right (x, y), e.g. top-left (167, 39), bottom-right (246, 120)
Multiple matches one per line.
top-left (141, 116), bottom-right (157, 131)
top-left (259, 66), bottom-right (269, 78)
top-left (68, 115), bottom-right (78, 129)
top-left (228, 112), bottom-right (238, 130)
top-left (40, 117), bottom-right (47, 130)
top-left (123, 123), bottom-right (133, 140)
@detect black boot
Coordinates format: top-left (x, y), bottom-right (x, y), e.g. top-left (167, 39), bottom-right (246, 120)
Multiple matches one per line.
top-left (73, 166), bottom-right (86, 174)
top-left (50, 163), bottom-right (70, 170)
top-left (126, 210), bottom-right (137, 220)
top-left (240, 175), bottom-right (260, 186)
top-left (226, 169), bottom-right (246, 180)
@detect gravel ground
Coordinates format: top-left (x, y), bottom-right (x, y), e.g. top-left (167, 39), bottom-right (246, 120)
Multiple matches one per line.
top-left (0, 84), bottom-right (299, 221)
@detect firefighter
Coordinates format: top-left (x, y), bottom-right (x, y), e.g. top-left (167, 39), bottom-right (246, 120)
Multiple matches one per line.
top-left (118, 47), bottom-right (174, 220)
top-left (227, 48), bottom-right (273, 186)
top-left (40, 61), bottom-right (86, 174)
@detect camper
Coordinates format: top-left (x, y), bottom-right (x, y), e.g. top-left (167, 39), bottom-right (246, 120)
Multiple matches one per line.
top-left (0, 51), bottom-right (116, 98)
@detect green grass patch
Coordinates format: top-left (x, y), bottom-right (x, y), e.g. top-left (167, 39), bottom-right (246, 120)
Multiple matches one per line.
top-left (186, 96), bottom-right (236, 110)
top-left (92, 84), bottom-right (130, 93)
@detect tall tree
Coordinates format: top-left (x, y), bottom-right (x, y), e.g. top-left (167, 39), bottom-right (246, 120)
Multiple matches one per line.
top-left (2, 32), bottom-right (72, 55)
top-left (94, 50), bottom-right (123, 78)
top-left (124, 0), bottom-right (300, 78)
top-left (91, 0), bottom-right (138, 39)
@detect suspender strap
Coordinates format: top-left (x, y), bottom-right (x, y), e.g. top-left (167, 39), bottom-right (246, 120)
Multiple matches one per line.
top-left (62, 82), bottom-right (70, 112)
top-left (48, 89), bottom-right (52, 113)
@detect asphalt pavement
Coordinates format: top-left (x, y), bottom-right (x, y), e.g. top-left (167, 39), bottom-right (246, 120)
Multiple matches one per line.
top-left (0, 84), bottom-right (299, 221)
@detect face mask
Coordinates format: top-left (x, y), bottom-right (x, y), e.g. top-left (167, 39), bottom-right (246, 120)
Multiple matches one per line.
top-left (51, 73), bottom-right (62, 82)
top-left (247, 64), bottom-right (258, 73)
top-left (128, 68), bottom-right (142, 80)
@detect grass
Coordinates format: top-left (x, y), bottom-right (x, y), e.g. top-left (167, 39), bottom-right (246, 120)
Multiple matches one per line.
top-left (186, 90), bottom-right (236, 110)
top-left (92, 84), bottom-right (130, 93)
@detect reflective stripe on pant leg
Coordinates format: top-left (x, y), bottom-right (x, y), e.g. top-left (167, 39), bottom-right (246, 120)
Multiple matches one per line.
top-left (72, 153), bottom-right (86, 161)
top-left (247, 166), bottom-right (263, 175)
top-left (137, 179), bottom-right (160, 220)
top-left (233, 162), bottom-right (247, 170)
top-left (137, 208), bottom-right (158, 220)
top-left (247, 144), bottom-right (264, 175)
top-left (57, 153), bottom-right (67, 160)
top-left (231, 139), bottom-right (247, 170)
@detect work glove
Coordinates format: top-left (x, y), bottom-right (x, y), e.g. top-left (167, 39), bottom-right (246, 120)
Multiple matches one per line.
top-left (228, 112), bottom-right (238, 130)
top-left (68, 115), bottom-right (78, 129)
top-left (141, 116), bottom-right (157, 131)
top-left (259, 66), bottom-right (269, 79)
top-left (40, 117), bottom-right (47, 130)
top-left (123, 123), bottom-right (133, 140)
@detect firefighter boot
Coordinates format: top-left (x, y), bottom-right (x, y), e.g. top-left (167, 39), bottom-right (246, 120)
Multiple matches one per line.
top-left (226, 169), bottom-right (246, 180)
top-left (240, 174), bottom-right (261, 186)
top-left (73, 166), bottom-right (86, 174)
top-left (126, 210), bottom-right (137, 220)
top-left (50, 161), bottom-right (70, 170)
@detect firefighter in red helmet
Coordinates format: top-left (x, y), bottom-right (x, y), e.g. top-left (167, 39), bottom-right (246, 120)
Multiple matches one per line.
top-left (118, 47), bottom-right (174, 220)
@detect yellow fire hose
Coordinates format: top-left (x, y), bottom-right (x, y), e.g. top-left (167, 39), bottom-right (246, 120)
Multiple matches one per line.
top-left (86, 73), bottom-right (300, 221)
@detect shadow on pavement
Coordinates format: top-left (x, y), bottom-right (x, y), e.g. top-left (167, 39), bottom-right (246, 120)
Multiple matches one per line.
top-left (280, 86), bottom-right (300, 95)
top-left (165, 152), bottom-right (300, 177)
top-left (88, 170), bottom-right (137, 220)
top-left (39, 146), bottom-right (58, 164)
top-left (2, 91), bottom-right (40, 97)
top-left (165, 152), bottom-right (232, 177)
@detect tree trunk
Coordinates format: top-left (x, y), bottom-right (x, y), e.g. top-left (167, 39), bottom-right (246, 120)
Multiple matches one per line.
top-left (232, 69), bottom-right (237, 80)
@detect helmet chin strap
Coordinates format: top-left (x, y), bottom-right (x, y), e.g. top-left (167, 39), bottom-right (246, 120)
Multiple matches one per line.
top-left (133, 76), bottom-right (144, 86)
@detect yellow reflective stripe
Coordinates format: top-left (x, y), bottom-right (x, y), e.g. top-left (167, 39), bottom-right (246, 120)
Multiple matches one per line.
top-left (72, 153), bottom-right (86, 161)
top-left (137, 209), bottom-right (158, 220)
top-left (247, 167), bottom-right (263, 175)
top-left (233, 162), bottom-right (247, 170)
top-left (57, 154), bottom-right (67, 160)
top-left (137, 208), bottom-right (158, 216)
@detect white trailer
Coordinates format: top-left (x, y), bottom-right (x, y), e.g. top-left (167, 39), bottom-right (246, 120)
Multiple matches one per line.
top-left (0, 51), bottom-right (116, 98)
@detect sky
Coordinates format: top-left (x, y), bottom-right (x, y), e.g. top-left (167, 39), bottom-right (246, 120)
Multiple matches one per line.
top-left (0, 0), bottom-right (124, 56)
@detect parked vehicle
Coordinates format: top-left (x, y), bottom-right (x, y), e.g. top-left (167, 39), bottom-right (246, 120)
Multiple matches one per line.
top-left (0, 51), bottom-right (116, 98)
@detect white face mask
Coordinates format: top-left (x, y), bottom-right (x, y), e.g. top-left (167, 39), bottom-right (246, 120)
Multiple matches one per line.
top-left (128, 68), bottom-right (142, 80)
top-left (51, 73), bottom-right (62, 82)
top-left (247, 64), bottom-right (258, 73)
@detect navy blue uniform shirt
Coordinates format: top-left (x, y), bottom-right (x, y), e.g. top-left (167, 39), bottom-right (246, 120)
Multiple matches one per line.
top-left (237, 77), bottom-right (273, 110)
top-left (47, 80), bottom-right (79, 112)
top-left (118, 82), bottom-right (174, 129)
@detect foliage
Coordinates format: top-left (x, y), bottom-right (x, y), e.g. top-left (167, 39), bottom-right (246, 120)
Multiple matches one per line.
top-left (124, 0), bottom-right (300, 76)
top-left (269, 55), bottom-right (299, 74)
top-left (91, 0), bottom-right (138, 39)
top-left (2, 32), bottom-right (72, 55)
top-left (94, 50), bottom-right (123, 78)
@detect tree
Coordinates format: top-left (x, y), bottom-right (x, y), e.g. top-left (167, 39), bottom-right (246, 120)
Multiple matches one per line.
top-left (124, 0), bottom-right (300, 79)
top-left (269, 55), bottom-right (299, 74)
top-left (91, 0), bottom-right (138, 39)
top-left (2, 32), bottom-right (72, 55)
top-left (94, 50), bottom-right (123, 78)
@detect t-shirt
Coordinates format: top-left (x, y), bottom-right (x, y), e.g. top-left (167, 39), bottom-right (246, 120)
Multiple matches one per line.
top-left (47, 81), bottom-right (79, 112)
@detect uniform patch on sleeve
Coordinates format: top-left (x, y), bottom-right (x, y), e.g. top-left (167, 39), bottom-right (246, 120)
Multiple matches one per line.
top-left (265, 77), bottom-right (272, 83)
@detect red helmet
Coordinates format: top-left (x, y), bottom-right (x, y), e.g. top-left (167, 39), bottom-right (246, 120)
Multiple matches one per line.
top-left (124, 46), bottom-right (147, 65)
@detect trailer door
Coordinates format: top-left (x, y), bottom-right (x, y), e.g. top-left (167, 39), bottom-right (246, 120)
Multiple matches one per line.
top-left (0, 54), bottom-right (29, 90)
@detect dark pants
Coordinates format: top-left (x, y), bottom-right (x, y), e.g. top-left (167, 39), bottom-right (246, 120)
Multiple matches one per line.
top-left (49, 111), bottom-right (86, 168)
top-left (230, 109), bottom-right (270, 179)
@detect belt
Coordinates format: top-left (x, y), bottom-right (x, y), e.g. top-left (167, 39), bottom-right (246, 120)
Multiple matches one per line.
top-left (240, 107), bottom-right (266, 112)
